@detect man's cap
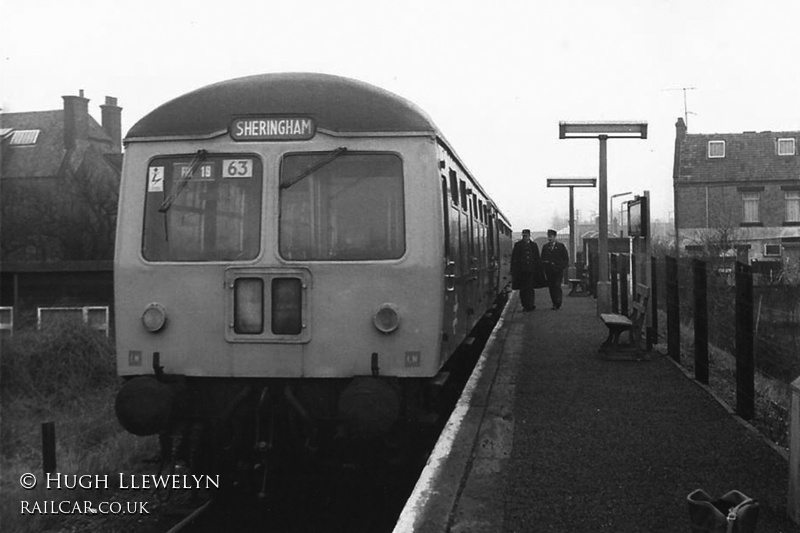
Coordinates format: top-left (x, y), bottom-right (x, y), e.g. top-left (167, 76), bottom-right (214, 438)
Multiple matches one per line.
top-left (522, 229), bottom-right (531, 235)
top-left (547, 229), bottom-right (557, 236)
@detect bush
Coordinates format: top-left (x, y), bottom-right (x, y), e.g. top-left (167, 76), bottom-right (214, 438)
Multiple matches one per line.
top-left (0, 322), bottom-right (157, 533)
top-left (0, 319), bottom-right (116, 403)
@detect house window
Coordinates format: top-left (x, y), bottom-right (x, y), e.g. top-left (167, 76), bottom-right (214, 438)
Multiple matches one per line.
top-left (708, 140), bottom-right (726, 158)
top-left (764, 244), bottom-right (781, 257)
top-left (778, 138), bottom-right (796, 156)
top-left (742, 192), bottom-right (760, 223)
top-left (786, 190), bottom-right (800, 223)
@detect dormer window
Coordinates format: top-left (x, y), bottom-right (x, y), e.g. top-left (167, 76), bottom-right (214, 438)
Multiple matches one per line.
top-left (708, 140), bottom-right (725, 158)
top-left (778, 138), bottom-right (796, 156)
top-left (9, 129), bottom-right (40, 146)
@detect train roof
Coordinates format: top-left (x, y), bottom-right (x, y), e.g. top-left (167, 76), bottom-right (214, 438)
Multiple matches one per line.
top-left (125, 72), bottom-right (511, 227)
top-left (125, 73), bottom-right (439, 141)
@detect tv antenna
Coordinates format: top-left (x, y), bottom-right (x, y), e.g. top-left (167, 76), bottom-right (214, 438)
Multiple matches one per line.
top-left (664, 87), bottom-right (697, 126)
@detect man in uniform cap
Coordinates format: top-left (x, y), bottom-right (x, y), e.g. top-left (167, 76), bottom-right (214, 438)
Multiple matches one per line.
top-left (540, 229), bottom-right (570, 310)
top-left (511, 229), bottom-right (542, 311)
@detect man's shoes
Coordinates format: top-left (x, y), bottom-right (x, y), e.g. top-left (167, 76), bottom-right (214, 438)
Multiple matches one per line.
top-left (523, 306), bottom-right (536, 312)
top-left (551, 305), bottom-right (561, 310)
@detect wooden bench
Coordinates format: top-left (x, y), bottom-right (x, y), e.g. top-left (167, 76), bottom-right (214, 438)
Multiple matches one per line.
top-left (568, 278), bottom-right (586, 296)
top-left (599, 283), bottom-right (650, 358)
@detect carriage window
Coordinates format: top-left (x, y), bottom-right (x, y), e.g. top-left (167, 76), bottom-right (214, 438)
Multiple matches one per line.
top-left (142, 154), bottom-right (262, 261)
top-left (279, 152), bottom-right (404, 261)
top-left (449, 170), bottom-right (459, 206)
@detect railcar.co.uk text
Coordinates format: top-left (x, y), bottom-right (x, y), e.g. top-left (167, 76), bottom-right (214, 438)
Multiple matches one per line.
top-left (18, 472), bottom-right (219, 515)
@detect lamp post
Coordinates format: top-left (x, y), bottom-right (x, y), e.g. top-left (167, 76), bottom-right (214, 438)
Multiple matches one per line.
top-left (559, 121), bottom-right (647, 314)
top-left (611, 191), bottom-right (632, 237)
top-left (546, 177), bottom-right (597, 280)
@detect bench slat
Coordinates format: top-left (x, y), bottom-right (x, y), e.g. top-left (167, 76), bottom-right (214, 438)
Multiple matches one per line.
top-left (600, 313), bottom-right (633, 326)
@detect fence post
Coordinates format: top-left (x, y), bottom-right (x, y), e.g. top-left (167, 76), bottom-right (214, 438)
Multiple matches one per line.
top-left (647, 256), bottom-right (659, 349)
top-left (693, 259), bottom-right (709, 384)
top-left (789, 377), bottom-right (800, 524)
top-left (666, 256), bottom-right (680, 363)
top-left (42, 421), bottom-right (56, 474)
top-left (610, 254), bottom-right (619, 314)
top-left (735, 261), bottom-right (755, 420)
top-left (620, 254), bottom-right (629, 316)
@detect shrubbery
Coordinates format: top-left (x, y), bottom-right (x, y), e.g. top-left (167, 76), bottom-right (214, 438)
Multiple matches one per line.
top-left (0, 322), bottom-right (158, 533)
top-left (1, 319), bottom-right (116, 403)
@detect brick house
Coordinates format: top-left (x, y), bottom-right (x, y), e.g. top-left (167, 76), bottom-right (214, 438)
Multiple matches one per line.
top-left (0, 91), bottom-right (123, 331)
top-left (672, 117), bottom-right (800, 280)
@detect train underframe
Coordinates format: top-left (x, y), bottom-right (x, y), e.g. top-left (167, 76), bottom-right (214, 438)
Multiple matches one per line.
top-left (116, 369), bottom-right (454, 496)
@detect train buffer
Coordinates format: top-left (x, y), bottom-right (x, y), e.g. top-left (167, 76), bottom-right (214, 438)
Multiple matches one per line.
top-left (598, 283), bottom-right (650, 360)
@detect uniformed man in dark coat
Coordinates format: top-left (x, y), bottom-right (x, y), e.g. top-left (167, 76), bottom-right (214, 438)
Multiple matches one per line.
top-left (540, 229), bottom-right (570, 310)
top-left (511, 229), bottom-right (542, 311)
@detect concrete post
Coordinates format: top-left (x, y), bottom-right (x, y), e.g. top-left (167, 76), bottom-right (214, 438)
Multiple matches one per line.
top-left (597, 136), bottom-right (610, 314)
top-left (789, 376), bottom-right (800, 523)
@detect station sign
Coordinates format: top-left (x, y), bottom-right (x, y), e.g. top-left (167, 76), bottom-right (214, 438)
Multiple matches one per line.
top-left (229, 116), bottom-right (316, 142)
top-left (627, 196), bottom-right (648, 237)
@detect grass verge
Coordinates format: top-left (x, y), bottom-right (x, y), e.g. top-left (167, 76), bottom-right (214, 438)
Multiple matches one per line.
top-left (1, 321), bottom-right (157, 533)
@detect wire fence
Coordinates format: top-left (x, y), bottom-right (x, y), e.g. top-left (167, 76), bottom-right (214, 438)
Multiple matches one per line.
top-left (643, 254), bottom-right (800, 449)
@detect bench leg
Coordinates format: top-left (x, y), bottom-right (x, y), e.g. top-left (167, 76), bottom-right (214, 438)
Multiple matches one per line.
top-left (600, 326), bottom-right (624, 352)
top-left (600, 328), bottom-right (650, 360)
top-left (568, 282), bottom-right (579, 296)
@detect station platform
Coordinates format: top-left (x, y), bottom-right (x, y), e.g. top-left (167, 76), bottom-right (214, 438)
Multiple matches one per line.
top-left (394, 289), bottom-right (800, 533)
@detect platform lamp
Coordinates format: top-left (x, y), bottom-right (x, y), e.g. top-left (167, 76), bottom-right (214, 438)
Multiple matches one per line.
top-left (546, 177), bottom-right (597, 283)
top-left (559, 121), bottom-right (647, 314)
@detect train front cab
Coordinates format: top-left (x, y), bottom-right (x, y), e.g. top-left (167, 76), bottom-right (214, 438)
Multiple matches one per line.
top-left (112, 73), bottom-right (512, 474)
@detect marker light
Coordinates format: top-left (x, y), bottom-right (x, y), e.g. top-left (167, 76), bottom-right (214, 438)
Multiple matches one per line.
top-left (234, 278), bottom-right (264, 334)
top-left (272, 278), bottom-right (302, 335)
top-left (373, 303), bottom-right (400, 334)
top-left (142, 303), bottom-right (167, 333)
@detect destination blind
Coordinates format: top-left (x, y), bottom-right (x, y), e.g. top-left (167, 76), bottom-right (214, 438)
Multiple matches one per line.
top-left (230, 117), bottom-right (316, 141)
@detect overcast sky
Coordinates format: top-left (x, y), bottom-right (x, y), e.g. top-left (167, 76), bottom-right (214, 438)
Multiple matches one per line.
top-left (2, 0), bottom-right (799, 232)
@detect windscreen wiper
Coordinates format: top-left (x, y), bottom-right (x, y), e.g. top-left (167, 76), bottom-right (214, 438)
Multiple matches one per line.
top-left (159, 149), bottom-right (209, 213)
top-left (280, 147), bottom-right (347, 190)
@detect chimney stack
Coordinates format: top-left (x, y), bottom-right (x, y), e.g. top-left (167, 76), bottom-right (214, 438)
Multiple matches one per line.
top-left (62, 91), bottom-right (90, 150)
top-left (673, 117), bottom-right (687, 181)
top-left (101, 96), bottom-right (122, 153)
top-left (675, 117), bottom-right (687, 142)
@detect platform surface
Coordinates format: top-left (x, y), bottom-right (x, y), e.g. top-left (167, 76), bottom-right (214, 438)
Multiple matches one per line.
top-left (395, 289), bottom-right (800, 533)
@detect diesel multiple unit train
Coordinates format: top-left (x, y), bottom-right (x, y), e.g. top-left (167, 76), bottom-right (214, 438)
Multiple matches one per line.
top-left (113, 73), bottom-right (513, 487)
